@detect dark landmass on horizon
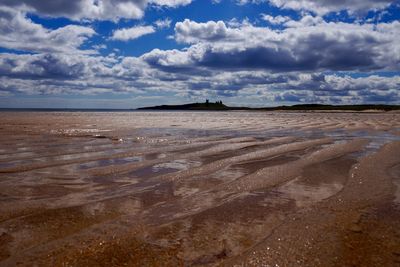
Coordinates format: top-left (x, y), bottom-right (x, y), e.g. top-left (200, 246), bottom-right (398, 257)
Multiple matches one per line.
top-left (138, 102), bottom-right (400, 111)
top-left (1, 103), bottom-right (399, 112)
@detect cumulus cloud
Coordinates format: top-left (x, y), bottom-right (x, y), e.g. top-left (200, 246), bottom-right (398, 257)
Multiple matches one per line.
top-left (268, 0), bottom-right (395, 15)
top-left (0, 7), bottom-right (95, 54)
top-left (175, 19), bottom-right (232, 43)
top-left (155, 18), bottom-right (172, 29)
top-left (0, 53), bottom-right (85, 80)
top-left (0, 52), bottom-right (125, 81)
top-left (271, 74), bottom-right (400, 103)
top-left (202, 71), bottom-right (400, 104)
top-left (0, 0), bottom-right (193, 21)
top-left (1, 50), bottom-right (398, 105)
top-left (157, 18), bottom-right (400, 72)
top-left (239, 0), bottom-right (395, 15)
top-left (0, 52), bottom-right (155, 96)
top-left (134, 17), bottom-right (400, 104)
top-left (261, 14), bottom-right (291, 25)
top-left (111, 25), bottom-right (155, 41)
top-left (150, 0), bottom-right (192, 6)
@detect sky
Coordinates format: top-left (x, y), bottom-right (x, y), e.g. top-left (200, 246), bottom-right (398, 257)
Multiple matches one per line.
top-left (0, 0), bottom-right (399, 108)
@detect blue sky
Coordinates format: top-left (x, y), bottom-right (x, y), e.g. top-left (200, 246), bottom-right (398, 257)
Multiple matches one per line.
top-left (0, 0), bottom-right (399, 108)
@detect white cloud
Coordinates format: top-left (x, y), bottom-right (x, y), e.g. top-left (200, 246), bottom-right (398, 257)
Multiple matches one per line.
top-left (155, 18), bottom-right (172, 29)
top-left (0, 7), bottom-right (95, 54)
top-left (168, 18), bottom-right (400, 72)
top-left (242, 0), bottom-right (395, 15)
top-left (93, 44), bottom-right (107, 51)
top-left (150, 0), bottom-right (192, 6)
top-left (175, 19), bottom-right (231, 43)
top-left (111, 25), bottom-right (155, 41)
top-left (1, 51), bottom-right (399, 105)
top-left (286, 0), bottom-right (393, 14)
top-left (261, 14), bottom-right (291, 25)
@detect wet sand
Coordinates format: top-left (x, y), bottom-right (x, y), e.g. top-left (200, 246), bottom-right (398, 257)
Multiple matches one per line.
top-left (0, 111), bottom-right (399, 266)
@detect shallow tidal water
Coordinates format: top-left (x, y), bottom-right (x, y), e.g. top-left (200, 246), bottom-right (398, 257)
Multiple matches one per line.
top-left (0, 111), bottom-right (400, 266)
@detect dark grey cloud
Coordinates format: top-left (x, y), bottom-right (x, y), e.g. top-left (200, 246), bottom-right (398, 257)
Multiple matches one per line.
top-left (198, 44), bottom-right (379, 72)
top-left (0, 0), bottom-right (86, 17)
top-left (0, 53), bottom-right (95, 80)
top-left (200, 46), bottom-right (304, 70)
top-left (30, 54), bottom-right (86, 79)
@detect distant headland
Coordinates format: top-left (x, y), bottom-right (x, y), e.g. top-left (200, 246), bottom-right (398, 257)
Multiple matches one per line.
top-left (138, 100), bottom-right (230, 111)
top-left (138, 100), bottom-right (400, 112)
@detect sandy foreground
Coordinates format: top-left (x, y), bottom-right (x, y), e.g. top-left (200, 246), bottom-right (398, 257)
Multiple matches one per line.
top-left (0, 111), bottom-right (399, 267)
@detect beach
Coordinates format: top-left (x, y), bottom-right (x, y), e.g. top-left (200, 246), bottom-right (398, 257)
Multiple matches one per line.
top-left (0, 111), bottom-right (400, 266)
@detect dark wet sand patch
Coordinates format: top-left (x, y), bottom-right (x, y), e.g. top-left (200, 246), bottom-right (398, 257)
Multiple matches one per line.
top-left (337, 203), bottom-right (400, 266)
top-left (0, 205), bottom-right (122, 261)
top-left (37, 233), bottom-right (183, 267)
top-left (389, 164), bottom-right (400, 204)
top-left (226, 145), bottom-right (321, 175)
top-left (171, 143), bottom-right (215, 154)
top-left (134, 182), bottom-right (179, 209)
top-left (200, 143), bottom-right (279, 164)
top-left (145, 191), bottom-right (293, 265)
top-left (144, 152), bottom-right (162, 160)
top-left (389, 163), bottom-right (400, 179)
top-left (232, 154), bottom-right (299, 173)
top-left (78, 156), bottom-right (142, 170)
top-left (299, 155), bottom-right (356, 186)
top-left (21, 184), bottom-right (84, 200)
top-left (276, 155), bottom-right (356, 208)
top-left (128, 165), bottom-right (180, 179)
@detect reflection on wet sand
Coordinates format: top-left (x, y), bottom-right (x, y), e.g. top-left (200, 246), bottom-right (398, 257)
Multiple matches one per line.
top-left (0, 111), bottom-right (399, 266)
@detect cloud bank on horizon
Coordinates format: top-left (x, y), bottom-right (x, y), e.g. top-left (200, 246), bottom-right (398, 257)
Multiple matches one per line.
top-left (0, 0), bottom-right (399, 108)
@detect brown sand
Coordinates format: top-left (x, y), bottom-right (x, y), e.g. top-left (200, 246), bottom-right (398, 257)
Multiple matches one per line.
top-left (0, 111), bottom-right (399, 266)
